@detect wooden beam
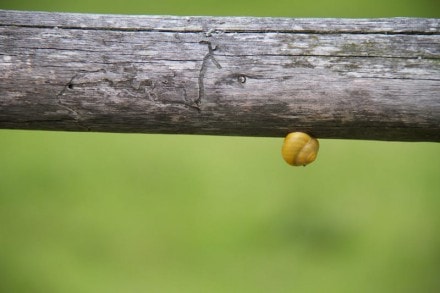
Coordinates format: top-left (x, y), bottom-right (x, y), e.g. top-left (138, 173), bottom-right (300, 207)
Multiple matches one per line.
top-left (1, 10), bottom-right (439, 141)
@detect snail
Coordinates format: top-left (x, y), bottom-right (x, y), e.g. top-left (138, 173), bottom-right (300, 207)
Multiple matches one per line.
top-left (281, 132), bottom-right (319, 166)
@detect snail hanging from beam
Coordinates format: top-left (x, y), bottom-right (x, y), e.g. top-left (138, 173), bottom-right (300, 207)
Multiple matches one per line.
top-left (281, 132), bottom-right (319, 166)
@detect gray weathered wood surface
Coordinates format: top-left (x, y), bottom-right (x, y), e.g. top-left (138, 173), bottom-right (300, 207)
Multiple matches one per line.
top-left (1, 10), bottom-right (439, 141)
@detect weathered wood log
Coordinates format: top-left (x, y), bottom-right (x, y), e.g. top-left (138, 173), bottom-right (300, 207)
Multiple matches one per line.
top-left (1, 10), bottom-right (439, 141)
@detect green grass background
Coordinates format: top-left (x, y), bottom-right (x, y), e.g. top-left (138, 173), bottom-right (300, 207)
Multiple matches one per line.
top-left (1, 1), bottom-right (439, 292)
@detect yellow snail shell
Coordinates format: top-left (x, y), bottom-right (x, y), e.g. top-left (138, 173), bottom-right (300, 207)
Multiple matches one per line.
top-left (281, 132), bottom-right (319, 166)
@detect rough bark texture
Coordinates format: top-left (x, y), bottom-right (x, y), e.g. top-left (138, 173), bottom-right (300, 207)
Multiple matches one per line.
top-left (1, 10), bottom-right (439, 141)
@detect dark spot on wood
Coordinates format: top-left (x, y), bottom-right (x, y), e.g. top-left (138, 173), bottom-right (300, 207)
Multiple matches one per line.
top-left (142, 79), bottom-right (153, 87)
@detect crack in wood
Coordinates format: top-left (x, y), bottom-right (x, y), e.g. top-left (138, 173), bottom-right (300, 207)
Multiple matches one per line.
top-left (3, 23), bottom-right (439, 36)
top-left (56, 74), bottom-right (90, 131)
top-left (194, 41), bottom-right (222, 111)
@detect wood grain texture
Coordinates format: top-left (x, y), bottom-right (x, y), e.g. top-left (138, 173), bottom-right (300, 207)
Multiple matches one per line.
top-left (1, 10), bottom-right (439, 141)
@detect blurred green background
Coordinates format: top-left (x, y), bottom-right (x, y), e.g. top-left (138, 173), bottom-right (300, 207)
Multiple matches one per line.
top-left (1, 1), bottom-right (439, 292)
